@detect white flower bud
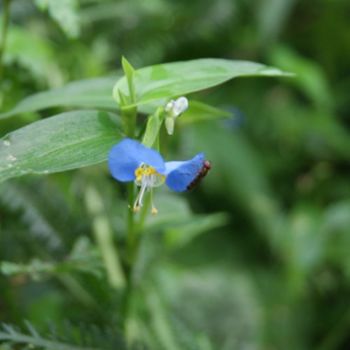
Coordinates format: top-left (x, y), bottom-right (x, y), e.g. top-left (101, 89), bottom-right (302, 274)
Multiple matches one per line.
top-left (164, 96), bottom-right (189, 135)
top-left (172, 96), bottom-right (188, 116)
top-left (164, 97), bottom-right (188, 118)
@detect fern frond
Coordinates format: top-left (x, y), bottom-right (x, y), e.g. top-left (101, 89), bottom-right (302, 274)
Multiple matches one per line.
top-left (0, 181), bottom-right (63, 251)
top-left (0, 321), bottom-right (129, 350)
top-left (0, 323), bottom-right (99, 350)
top-left (0, 237), bottom-right (103, 280)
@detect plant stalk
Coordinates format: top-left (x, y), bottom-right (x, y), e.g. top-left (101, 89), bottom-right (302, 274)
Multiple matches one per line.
top-left (0, 0), bottom-right (11, 81)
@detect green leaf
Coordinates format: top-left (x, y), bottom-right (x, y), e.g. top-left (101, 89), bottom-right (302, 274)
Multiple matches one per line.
top-left (121, 56), bottom-right (136, 103)
top-left (113, 58), bottom-right (292, 108)
top-left (34, 0), bottom-right (81, 39)
top-left (0, 110), bottom-right (121, 183)
top-left (142, 107), bottom-right (163, 148)
top-left (0, 77), bottom-right (117, 120)
top-left (178, 100), bottom-right (232, 125)
top-left (3, 20), bottom-right (62, 83)
top-left (137, 99), bottom-right (232, 127)
top-left (164, 213), bottom-right (229, 248)
top-left (145, 287), bottom-right (179, 350)
top-left (1, 59), bottom-right (289, 121)
top-left (85, 186), bottom-right (125, 289)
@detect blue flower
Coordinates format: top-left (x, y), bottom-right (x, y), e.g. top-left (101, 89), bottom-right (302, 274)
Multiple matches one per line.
top-left (108, 138), bottom-right (208, 214)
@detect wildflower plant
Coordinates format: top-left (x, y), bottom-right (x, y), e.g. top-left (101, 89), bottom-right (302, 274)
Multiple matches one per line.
top-left (0, 53), bottom-right (290, 348)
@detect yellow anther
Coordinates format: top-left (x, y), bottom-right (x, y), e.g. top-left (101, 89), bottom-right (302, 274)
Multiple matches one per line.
top-left (151, 207), bottom-right (158, 215)
top-left (135, 167), bottom-right (143, 177)
top-left (135, 165), bottom-right (157, 180)
top-left (144, 167), bottom-right (156, 176)
top-left (133, 205), bottom-right (141, 213)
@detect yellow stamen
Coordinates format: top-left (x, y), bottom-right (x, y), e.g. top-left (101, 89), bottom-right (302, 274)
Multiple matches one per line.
top-left (133, 206), bottom-right (141, 213)
top-left (135, 168), bottom-right (143, 176)
top-left (151, 207), bottom-right (158, 215)
top-left (133, 164), bottom-right (165, 212)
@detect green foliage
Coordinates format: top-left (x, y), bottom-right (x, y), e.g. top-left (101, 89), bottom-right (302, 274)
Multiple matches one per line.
top-left (113, 58), bottom-right (291, 108)
top-left (34, 0), bottom-right (81, 39)
top-left (0, 323), bottom-right (92, 350)
top-left (1, 1), bottom-right (350, 350)
top-left (142, 107), bottom-right (164, 148)
top-left (0, 180), bottom-right (64, 250)
top-left (3, 21), bottom-right (62, 84)
top-left (85, 186), bottom-right (125, 289)
top-left (0, 77), bottom-right (117, 119)
top-left (0, 321), bottom-right (125, 350)
top-left (1, 237), bottom-right (103, 280)
top-left (0, 110), bottom-right (121, 182)
top-left (177, 101), bottom-right (231, 126)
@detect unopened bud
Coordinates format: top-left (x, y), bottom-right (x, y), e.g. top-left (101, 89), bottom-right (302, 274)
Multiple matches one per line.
top-left (164, 96), bottom-right (189, 135)
top-left (165, 117), bottom-right (175, 135)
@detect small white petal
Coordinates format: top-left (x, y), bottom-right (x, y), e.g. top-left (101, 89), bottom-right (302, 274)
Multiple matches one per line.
top-left (164, 97), bottom-right (188, 118)
top-left (173, 97), bottom-right (189, 116)
top-left (165, 100), bottom-right (175, 112)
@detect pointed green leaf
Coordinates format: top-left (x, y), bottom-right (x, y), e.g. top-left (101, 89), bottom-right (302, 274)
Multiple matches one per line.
top-left (0, 76), bottom-right (117, 120)
top-left (0, 110), bottom-right (121, 183)
top-left (121, 56), bottom-right (136, 103)
top-left (113, 58), bottom-right (292, 108)
top-left (85, 186), bottom-right (125, 289)
top-left (178, 100), bottom-right (232, 125)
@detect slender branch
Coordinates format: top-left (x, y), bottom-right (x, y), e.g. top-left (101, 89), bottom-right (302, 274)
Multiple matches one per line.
top-left (0, 0), bottom-right (11, 80)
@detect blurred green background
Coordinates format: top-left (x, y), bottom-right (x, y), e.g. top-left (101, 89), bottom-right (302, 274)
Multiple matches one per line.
top-left (1, 0), bottom-right (350, 349)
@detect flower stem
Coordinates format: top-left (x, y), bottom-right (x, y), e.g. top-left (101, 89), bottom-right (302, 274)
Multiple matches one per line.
top-left (134, 191), bottom-right (150, 233)
top-left (0, 0), bottom-right (11, 81)
top-left (122, 106), bottom-right (137, 139)
top-left (126, 183), bottom-right (135, 253)
top-left (122, 182), bottom-right (136, 332)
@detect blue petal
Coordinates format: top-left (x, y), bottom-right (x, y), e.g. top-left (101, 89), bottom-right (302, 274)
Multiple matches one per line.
top-left (165, 153), bottom-right (205, 192)
top-left (108, 138), bottom-right (165, 182)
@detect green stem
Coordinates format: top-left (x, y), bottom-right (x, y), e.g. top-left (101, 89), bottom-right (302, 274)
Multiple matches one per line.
top-left (0, 0), bottom-right (11, 80)
top-left (122, 182), bottom-right (136, 332)
top-left (122, 190), bottom-right (152, 335)
top-left (122, 106), bottom-right (137, 138)
top-left (126, 182), bottom-right (135, 256)
top-left (119, 66), bottom-right (138, 331)
top-left (136, 193), bottom-right (151, 232)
